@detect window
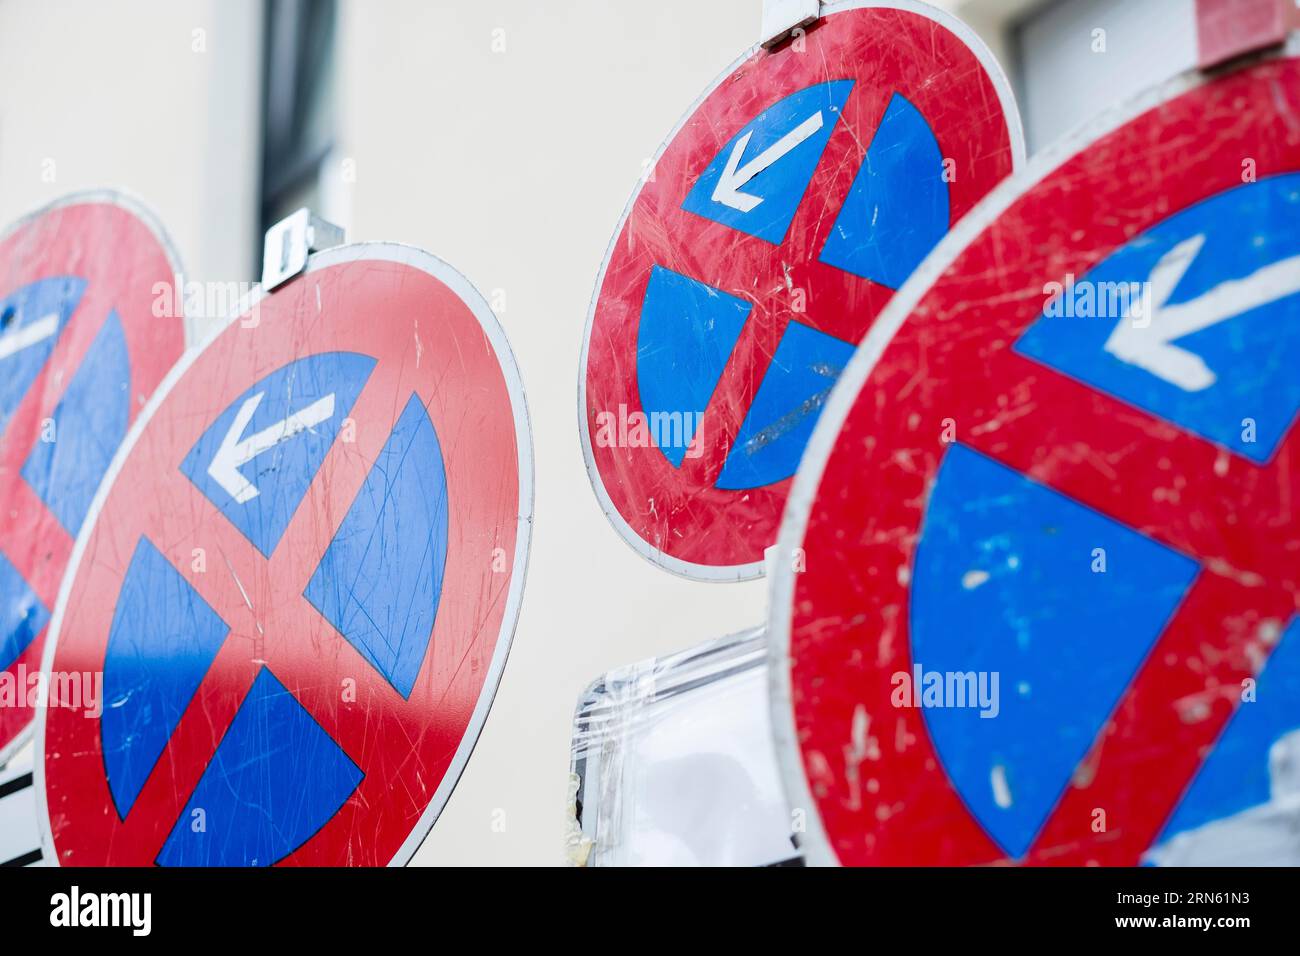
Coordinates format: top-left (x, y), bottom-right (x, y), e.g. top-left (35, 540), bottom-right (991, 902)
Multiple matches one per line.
top-left (259, 0), bottom-right (339, 249)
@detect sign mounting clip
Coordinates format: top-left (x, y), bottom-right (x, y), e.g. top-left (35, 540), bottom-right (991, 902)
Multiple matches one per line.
top-left (761, 0), bottom-right (820, 49)
top-left (261, 207), bottom-right (345, 291)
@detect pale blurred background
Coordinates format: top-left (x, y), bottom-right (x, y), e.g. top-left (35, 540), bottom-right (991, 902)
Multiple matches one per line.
top-left (0, 0), bottom-right (1201, 865)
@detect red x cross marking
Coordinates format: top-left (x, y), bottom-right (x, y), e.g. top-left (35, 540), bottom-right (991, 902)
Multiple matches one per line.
top-left (0, 199), bottom-right (182, 762)
top-left (42, 252), bottom-right (527, 866)
top-left (782, 55), bottom-right (1300, 866)
top-left (582, 3), bottom-right (1018, 577)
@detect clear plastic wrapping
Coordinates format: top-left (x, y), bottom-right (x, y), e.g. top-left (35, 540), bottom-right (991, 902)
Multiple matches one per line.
top-left (567, 626), bottom-right (800, 867)
top-left (0, 743), bottom-right (42, 867)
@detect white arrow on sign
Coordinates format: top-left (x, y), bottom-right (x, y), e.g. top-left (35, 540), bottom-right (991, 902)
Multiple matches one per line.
top-left (711, 110), bottom-right (825, 213)
top-left (207, 390), bottom-right (336, 504)
top-left (1105, 233), bottom-right (1300, 391)
top-left (0, 312), bottom-right (59, 362)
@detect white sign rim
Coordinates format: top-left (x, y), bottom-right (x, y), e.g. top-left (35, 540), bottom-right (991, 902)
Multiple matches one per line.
top-left (766, 45), bottom-right (1297, 866)
top-left (34, 241), bottom-right (535, 868)
top-left (576, 0), bottom-right (1025, 582)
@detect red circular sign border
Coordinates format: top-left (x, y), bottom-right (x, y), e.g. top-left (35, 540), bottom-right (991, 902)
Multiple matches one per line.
top-left (769, 49), bottom-right (1300, 866)
top-left (35, 243), bottom-right (534, 867)
top-left (579, 0), bottom-right (1024, 581)
top-left (0, 192), bottom-right (186, 767)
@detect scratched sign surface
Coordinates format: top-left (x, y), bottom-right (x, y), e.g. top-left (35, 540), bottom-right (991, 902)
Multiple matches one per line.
top-left (770, 51), bottom-right (1300, 866)
top-left (579, 0), bottom-right (1022, 580)
top-left (38, 245), bottom-right (532, 866)
top-left (0, 195), bottom-right (185, 767)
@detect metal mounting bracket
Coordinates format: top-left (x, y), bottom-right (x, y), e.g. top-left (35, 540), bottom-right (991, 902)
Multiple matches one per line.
top-left (261, 208), bottom-right (346, 291)
top-left (761, 0), bottom-right (821, 49)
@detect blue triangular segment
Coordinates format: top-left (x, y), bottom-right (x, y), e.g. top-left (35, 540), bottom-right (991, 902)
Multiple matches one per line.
top-left (819, 92), bottom-right (950, 289)
top-left (682, 81), bottom-right (854, 245)
top-left (22, 310), bottom-right (129, 536)
top-left (156, 667), bottom-right (362, 866)
top-left (0, 550), bottom-right (48, 673)
top-left (910, 444), bottom-right (1198, 858)
top-left (304, 393), bottom-right (449, 699)
top-left (102, 537), bottom-right (230, 819)
top-left (1015, 174), bottom-right (1300, 463)
top-left (180, 352), bottom-right (376, 558)
top-left (1154, 617), bottom-right (1300, 849)
top-left (0, 276), bottom-right (83, 439)
top-left (636, 265), bottom-right (751, 468)
top-left (715, 320), bottom-right (854, 490)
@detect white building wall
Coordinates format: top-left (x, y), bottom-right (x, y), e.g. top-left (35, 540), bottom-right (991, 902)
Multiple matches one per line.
top-left (333, 0), bottom-right (777, 866)
top-left (0, 0), bottom-right (263, 342)
top-left (1015, 0), bottom-right (1197, 151)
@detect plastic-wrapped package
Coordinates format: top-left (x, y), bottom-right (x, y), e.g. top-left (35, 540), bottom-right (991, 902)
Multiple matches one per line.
top-left (567, 627), bottom-right (799, 867)
top-left (0, 744), bottom-right (42, 866)
top-left (1144, 731), bottom-right (1300, 866)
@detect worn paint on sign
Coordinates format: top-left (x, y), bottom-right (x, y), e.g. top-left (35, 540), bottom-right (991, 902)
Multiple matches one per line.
top-left (771, 50), bottom-right (1300, 866)
top-left (38, 246), bottom-right (532, 866)
top-left (0, 196), bottom-right (185, 767)
top-left (580, 0), bottom-right (1022, 580)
